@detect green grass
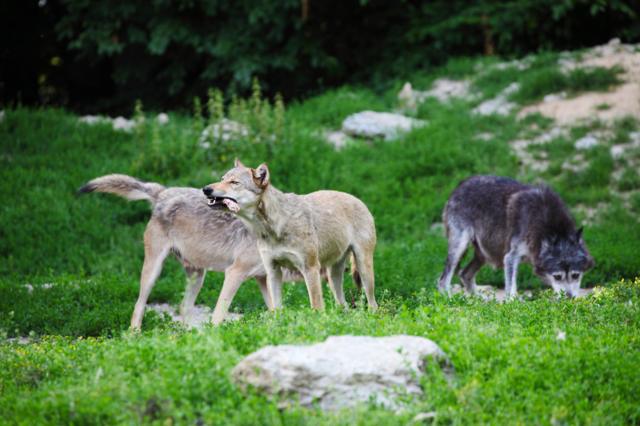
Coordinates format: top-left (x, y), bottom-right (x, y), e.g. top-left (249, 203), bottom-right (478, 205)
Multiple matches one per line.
top-left (1, 51), bottom-right (640, 424)
top-left (512, 66), bottom-right (622, 104)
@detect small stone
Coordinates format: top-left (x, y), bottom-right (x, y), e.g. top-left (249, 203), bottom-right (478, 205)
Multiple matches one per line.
top-left (156, 113), bottom-right (169, 125)
top-left (473, 83), bottom-right (519, 116)
top-left (412, 412), bottom-right (437, 422)
top-left (324, 131), bottom-right (350, 149)
top-left (474, 132), bottom-right (493, 141)
top-left (398, 82), bottom-right (418, 110)
top-left (112, 116), bottom-right (137, 132)
top-left (79, 115), bottom-right (109, 125)
top-left (575, 135), bottom-right (598, 150)
top-left (543, 92), bottom-right (567, 103)
top-left (610, 145), bottom-right (626, 160)
top-left (342, 111), bottom-right (425, 140)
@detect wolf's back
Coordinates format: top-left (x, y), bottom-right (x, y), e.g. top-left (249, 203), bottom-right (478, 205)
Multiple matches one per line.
top-left (78, 174), bottom-right (165, 204)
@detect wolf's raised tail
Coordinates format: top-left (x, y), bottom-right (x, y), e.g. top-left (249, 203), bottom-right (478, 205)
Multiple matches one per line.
top-left (78, 174), bottom-right (165, 205)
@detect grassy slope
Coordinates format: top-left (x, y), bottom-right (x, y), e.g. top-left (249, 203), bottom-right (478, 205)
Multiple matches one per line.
top-left (1, 56), bottom-right (639, 424)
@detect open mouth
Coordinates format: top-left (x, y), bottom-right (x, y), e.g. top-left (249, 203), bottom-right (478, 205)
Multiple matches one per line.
top-left (206, 196), bottom-right (240, 212)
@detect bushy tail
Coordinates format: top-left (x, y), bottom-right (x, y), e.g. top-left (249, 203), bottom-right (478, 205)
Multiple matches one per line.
top-left (78, 174), bottom-right (165, 205)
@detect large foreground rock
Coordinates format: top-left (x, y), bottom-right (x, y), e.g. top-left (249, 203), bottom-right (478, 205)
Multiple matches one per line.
top-left (232, 335), bottom-right (450, 411)
top-left (342, 111), bottom-right (425, 140)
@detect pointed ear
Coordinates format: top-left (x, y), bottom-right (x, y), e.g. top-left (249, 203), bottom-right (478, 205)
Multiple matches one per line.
top-left (234, 158), bottom-right (246, 168)
top-left (576, 227), bottom-right (584, 241)
top-left (253, 163), bottom-right (270, 188)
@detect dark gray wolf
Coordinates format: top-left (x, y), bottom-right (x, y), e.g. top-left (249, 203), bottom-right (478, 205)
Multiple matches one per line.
top-left (203, 159), bottom-right (378, 311)
top-left (438, 175), bottom-right (594, 298)
top-left (79, 174), bottom-right (275, 329)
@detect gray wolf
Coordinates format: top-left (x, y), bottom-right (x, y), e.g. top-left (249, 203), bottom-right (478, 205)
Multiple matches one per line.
top-left (203, 159), bottom-right (378, 311)
top-left (438, 175), bottom-right (594, 298)
top-left (79, 174), bottom-right (275, 329)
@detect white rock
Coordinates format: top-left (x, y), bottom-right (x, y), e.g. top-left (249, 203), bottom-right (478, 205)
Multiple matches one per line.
top-left (112, 116), bottom-right (137, 132)
top-left (535, 127), bottom-right (565, 144)
top-left (422, 79), bottom-right (470, 103)
top-left (156, 113), bottom-right (169, 125)
top-left (342, 111), bottom-right (425, 140)
top-left (543, 92), bottom-right (567, 103)
top-left (610, 144), bottom-right (626, 160)
top-left (398, 82), bottom-right (419, 110)
top-left (412, 412), bottom-right (437, 422)
top-left (232, 335), bottom-right (450, 411)
top-left (324, 130), bottom-right (351, 149)
top-left (474, 132), bottom-right (494, 141)
top-left (79, 115), bottom-right (110, 125)
top-left (200, 119), bottom-right (249, 146)
top-left (473, 83), bottom-right (519, 116)
top-left (575, 135), bottom-right (598, 150)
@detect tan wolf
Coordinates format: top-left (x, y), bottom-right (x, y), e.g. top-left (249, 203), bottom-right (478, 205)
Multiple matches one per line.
top-left (79, 174), bottom-right (277, 329)
top-left (203, 159), bottom-right (378, 311)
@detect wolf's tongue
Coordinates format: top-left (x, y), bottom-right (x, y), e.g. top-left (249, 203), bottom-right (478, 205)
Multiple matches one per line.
top-left (223, 198), bottom-right (240, 213)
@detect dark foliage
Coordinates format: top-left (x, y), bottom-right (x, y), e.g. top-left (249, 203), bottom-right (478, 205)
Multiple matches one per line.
top-left (1, 0), bottom-right (638, 112)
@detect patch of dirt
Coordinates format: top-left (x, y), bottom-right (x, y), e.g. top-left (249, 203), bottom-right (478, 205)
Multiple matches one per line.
top-left (147, 303), bottom-right (242, 328)
top-left (450, 284), bottom-right (594, 302)
top-left (520, 39), bottom-right (640, 124)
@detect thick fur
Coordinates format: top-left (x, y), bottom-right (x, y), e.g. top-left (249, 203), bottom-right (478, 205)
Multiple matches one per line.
top-left (438, 175), bottom-right (594, 298)
top-left (79, 174), bottom-right (276, 329)
top-left (203, 160), bottom-right (378, 311)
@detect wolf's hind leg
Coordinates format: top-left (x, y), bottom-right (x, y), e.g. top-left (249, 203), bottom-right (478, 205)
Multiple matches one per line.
top-left (327, 258), bottom-right (348, 307)
top-left (256, 276), bottom-right (273, 310)
top-left (350, 245), bottom-right (378, 310)
top-left (131, 223), bottom-right (170, 330)
top-left (460, 252), bottom-right (484, 295)
top-left (438, 229), bottom-right (470, 295)
top-left (179, 267), bottom-right (206, 322)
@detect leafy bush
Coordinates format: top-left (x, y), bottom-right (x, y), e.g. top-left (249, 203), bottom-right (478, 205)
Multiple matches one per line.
top-left (5, 0), bottom-right (638, 111)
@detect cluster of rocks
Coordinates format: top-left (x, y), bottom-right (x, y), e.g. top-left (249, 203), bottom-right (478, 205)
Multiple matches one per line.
top-left (78, 113), bottom-right (170, 132)
top-left (397, 79), bottom-right (471, 110)
top-left (199, 119), bottom-right (249, 149)
top-left (472, 82), bottom-right (520, 116)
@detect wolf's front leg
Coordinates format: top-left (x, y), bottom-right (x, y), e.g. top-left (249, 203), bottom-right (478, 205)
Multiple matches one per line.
top-left (211, 263), bottom-right (248, 325)
top-left (302, 263), bottom-right (325, 310)
top-left (503, 249), bottom-right (521, 299)
top-left (265, 265), bottom-right (283, 309)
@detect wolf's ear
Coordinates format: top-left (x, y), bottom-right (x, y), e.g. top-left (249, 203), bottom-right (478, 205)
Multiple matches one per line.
top-left (253, 163), bottom-right (270, 188)
top-left (576, 227), bottom-right (584, 241)
top-left (234, 158), bottom-right (246, 168)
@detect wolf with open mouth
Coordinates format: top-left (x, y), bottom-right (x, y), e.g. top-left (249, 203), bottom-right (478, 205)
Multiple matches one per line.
top-left (203, 159), bottom-right (378, 311)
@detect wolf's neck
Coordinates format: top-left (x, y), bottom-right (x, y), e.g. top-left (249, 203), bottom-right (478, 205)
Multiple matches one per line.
top-left (242, 185), bottom-right (290, 240)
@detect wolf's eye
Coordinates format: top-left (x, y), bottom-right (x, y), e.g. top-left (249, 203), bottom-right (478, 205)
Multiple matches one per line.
top-left (553, 273), bottom-right (563, 281)
top-left (230, 181), bottom-right (240, 186)
top-left (571, 272), bottom-right (580, 280)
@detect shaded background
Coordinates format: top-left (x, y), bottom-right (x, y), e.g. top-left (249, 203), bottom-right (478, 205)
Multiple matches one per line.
top-left (1, 0), bottom-right (639, 114)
